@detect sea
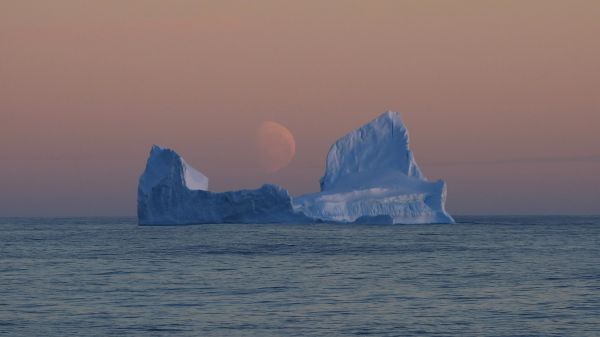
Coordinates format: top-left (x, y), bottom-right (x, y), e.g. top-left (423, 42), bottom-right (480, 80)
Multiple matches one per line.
top-left (1, 216), bottom-right (599, 336)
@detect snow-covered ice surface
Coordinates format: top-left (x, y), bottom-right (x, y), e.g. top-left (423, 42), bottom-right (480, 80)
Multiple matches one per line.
top-left (139, 145), bottom-right (209, 194)
top-left (137, 111), bottom-right (454, 225)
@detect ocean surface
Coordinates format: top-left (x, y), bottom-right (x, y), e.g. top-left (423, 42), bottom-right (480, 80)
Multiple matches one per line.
top-left (1, 216), bottom-right (599, 336)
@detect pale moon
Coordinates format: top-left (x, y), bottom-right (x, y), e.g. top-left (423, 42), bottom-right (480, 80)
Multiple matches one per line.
top-left (256, 121), bottom-right (296, 173)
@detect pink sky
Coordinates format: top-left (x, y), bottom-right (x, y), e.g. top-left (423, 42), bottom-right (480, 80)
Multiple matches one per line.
top-left (1, 1), bottom-right (599, 216)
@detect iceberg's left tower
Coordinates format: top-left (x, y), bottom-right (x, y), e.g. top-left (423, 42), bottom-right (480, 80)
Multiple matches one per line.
top-left (138, 145), bottom-right (305, 225)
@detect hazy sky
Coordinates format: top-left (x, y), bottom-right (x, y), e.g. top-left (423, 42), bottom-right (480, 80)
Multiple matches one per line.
top-left (1, 0), bottom-right (599, 216)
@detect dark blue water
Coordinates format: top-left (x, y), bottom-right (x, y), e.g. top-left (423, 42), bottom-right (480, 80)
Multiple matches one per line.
top-left (1, 216), bottom-right (599, 336)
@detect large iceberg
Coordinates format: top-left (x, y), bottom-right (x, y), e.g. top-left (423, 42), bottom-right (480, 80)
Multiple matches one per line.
top-left (137, 111), bottom-right (454, 225)
top-left (293, 111), bottom-right (454, 224)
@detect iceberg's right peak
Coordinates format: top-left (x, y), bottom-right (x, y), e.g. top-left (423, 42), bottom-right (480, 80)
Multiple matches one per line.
top-left (319, 111), bottom-right (425, 191)
top-left (295, 111), bottom-right (454, 224)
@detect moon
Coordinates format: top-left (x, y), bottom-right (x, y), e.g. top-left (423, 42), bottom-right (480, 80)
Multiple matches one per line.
top-left (256, 121), bottom-right (296, 173)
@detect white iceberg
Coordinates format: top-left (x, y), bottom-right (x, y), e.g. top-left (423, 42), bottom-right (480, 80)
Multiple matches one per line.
top-left (293, 111), bottom-right (454, 224)
top-left (137, 111), bottom-right (454, 225)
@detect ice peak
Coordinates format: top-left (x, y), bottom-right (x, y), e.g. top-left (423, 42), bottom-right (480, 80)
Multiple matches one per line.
top-left (151, 144), bottom-right (166, 152)
top-left (380, 110), bottom-right (401, 119)
top-left (319, 111), bottom-right (425, 191)
top-left (139, 145), bottom-right (208, 194)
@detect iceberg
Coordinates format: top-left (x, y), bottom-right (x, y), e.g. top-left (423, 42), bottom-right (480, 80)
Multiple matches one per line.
top-left (137, 111), bottom-right (454, 225)
top-left (293, 111), bottom-right (454, 224)
top-left (138, 145), bottom-right (309, 225)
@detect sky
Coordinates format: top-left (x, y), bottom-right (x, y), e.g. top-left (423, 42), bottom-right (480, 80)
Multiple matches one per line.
top-left (1, 0), bottom-right (599, 216)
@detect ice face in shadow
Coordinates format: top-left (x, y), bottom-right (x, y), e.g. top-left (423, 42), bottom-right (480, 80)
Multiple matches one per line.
top-left (139, 145), bottom-right (208, 194)
top-left (137, 145), bottom-right (308, 225)
top-left (293, 111), bottom-right (454, 224)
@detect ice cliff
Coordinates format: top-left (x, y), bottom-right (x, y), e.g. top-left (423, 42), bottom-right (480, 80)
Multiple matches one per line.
top-left (138, 111), bottom-right (454, 225)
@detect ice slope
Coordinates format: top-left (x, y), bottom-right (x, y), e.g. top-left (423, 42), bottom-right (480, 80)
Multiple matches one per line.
top-left (293, 111), bottom-right (454, 224)
top-left (137, 145), bottom-right (308, 225)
